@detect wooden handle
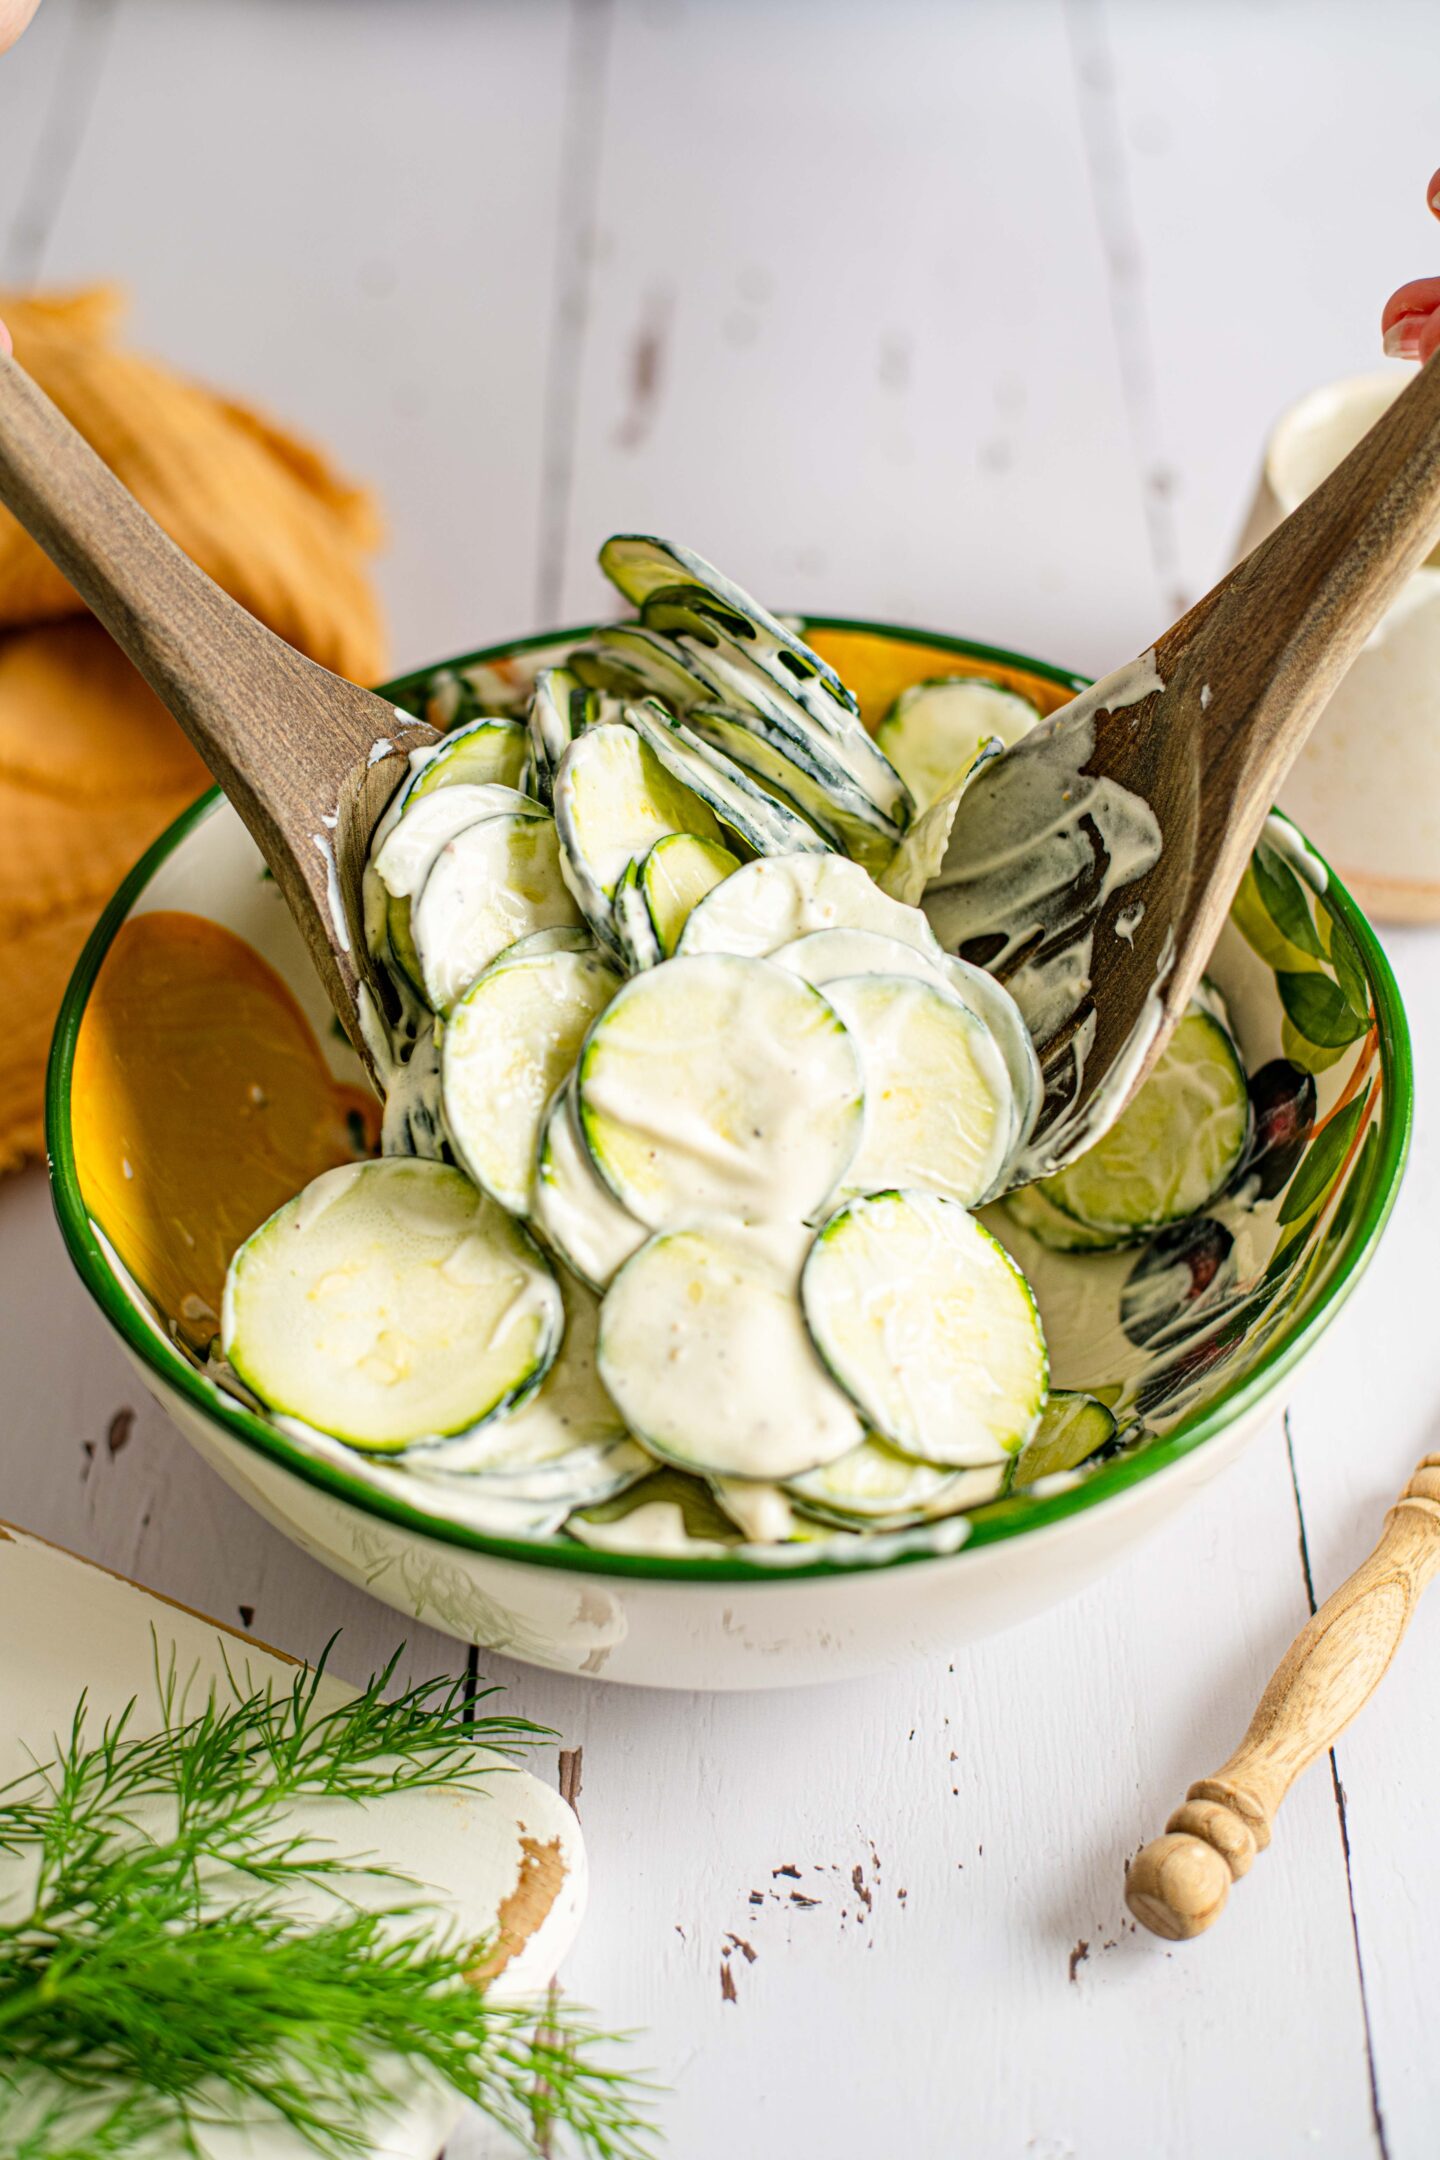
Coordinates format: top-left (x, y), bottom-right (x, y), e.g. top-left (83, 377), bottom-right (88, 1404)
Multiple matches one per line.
top-left (0, 351), bottom-right (379, 797)
top-left (1126, 1458), bottom-right (1440, 1940)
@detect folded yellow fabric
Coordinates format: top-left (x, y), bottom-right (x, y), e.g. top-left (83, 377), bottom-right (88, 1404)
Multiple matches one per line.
top-left (0, 289), bottom-right (387, 1173)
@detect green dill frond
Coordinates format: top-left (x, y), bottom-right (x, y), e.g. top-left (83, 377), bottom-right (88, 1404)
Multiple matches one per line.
top-left (0, 1636), bottom-right (655, 2160)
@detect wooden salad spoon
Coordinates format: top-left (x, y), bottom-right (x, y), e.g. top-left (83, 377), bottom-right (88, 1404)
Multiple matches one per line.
top-left (1127, 1456), bottom-right (1440, 1939)
top-left (0, 352), bottom-right (441, 1076)
top-left (935, 349), bottom-right (1440, 1175)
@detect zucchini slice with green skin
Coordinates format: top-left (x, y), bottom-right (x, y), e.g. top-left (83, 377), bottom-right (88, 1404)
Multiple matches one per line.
top-left (441, 946), bottom-right (621, 1214)
top-left (685, 705), bottom-right (897, 870)
top-left (598, 532), bottom-right (911, 826)
top-left (572, 621), bottom-right (728, 711)
top-left (937, 954), bottom-right (1043, 1169)
top-left (597, 1224), bottom-right (863, 1480)
top-left (1037, 997), bottom-right (1250, 1239)
top-left (403, 1274), bottom-right (644, 1490)
top-left (374, 782), bottom-right (546, 1006)
top-left (599, 533), bottom-right (860, 720)
top-left (639, 832), bottom-right (742, 954)
top-left (533, 1082), bottom-right (647, 1292)
top-left (411, 813), bottom-right (585, 1013)
top-left (801, 1190), bottom-right (1047, 1467)
top-left (553, 720), bottom-right (725, 948)
top-left (612, 857), bottom-right (664, 971)
top-left (222, 1159), bottom-right (562, 1453)
top-left (1013, 1390), bottom-right (1118, 1485)
top-left (406, 716), bottom-right (530, 801)
top-left (527, 666), bottom-right (599, 806)
top-left (373, 782), bottom-right (543, 901)
top-left (660, 630), bottom-right (911, 833)
top-left (568, 1467), bottom-right (743, 1556)
top-left (821, 974), bottom-right (1013, 1208)
top-left (997, 1180), bottom-right (1130, 1252)
top-left (626, 700), bottom-right (831, 859)
top-left (876, 675), bottom-right (1041, 813)
top-left (785, 1437), bottom-right (1009, 1527)
top-left (773, 925), bottom-right (950, 992)
top-left (678, 851), bottom-right (944, 963)
top-left (576, 953), bottom-right (863, 1230)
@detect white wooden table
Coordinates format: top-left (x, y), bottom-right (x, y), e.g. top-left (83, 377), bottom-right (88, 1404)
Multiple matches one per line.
top-left (3, 5), bottom-right (1439, 2154)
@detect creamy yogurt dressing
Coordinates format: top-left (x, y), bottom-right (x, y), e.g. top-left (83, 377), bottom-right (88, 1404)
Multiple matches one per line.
top-left (925, 651), bottom-right (1165, 1048)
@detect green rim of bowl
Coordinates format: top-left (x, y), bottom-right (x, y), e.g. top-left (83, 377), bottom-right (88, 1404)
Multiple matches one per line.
top-left (46, 619), bottom-right (1413, 1586)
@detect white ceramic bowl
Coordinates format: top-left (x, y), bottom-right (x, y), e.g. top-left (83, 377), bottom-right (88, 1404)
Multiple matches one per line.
top-left (48, 621), bottom-right (1412, 1689)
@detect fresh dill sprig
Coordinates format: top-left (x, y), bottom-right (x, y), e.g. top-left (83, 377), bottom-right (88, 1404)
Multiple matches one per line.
top-left (0, 1637), bottom-right (654, 2159)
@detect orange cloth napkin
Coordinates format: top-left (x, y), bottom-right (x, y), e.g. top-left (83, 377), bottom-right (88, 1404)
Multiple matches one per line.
top-left (0, 288), bottom-right (386, 1173)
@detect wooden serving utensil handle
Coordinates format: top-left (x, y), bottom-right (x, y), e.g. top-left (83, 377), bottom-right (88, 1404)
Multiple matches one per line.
top-left (1126, 1457), bottom-right (1440, 1940)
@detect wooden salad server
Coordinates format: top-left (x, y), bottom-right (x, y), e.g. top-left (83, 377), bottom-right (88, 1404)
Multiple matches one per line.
top-left (0, 351), bottom-right (441, 1075)
top-left (1126, 1456), bottom-right (1440, 1939)
top-left (938, 349), bottom-right (1440, 1172)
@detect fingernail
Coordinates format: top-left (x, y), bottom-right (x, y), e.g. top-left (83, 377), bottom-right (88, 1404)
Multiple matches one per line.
top-left (1384, 319), bottom-right (1422, 358)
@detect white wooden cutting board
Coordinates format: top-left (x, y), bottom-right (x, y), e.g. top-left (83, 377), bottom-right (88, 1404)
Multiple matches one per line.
top-left (0, 1522), bottom-right (586, 2159)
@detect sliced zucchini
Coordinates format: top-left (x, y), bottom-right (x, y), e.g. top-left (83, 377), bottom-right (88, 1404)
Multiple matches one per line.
top-left (527, 666), bottom-right (599, 805)
top-left (612, 857), bottom-right (664, 971)
top-left (876, 675), bottom-right (1041, 812)
top-left (576, 954), bottom-right (862, 1229)
top-left (685, 705), bottom-right (897, 870)
top-left (774, 925), bottom-right (948, 992)
top-left (403, 1274), bottom-right (643, 1489)
top-left (1037, 997), bottom-right (1250, 1239)
top-left (625, 699), bottom-right (831, 858)
top-left (533, 1082), bottom-right (647, 1292)
top-left (639, 832), bottom-right (742, 955)
top-left (877, 735), bottom-right (1002, 906)
top-left (599, 533), bottom-right (859, 721)
top-left (373, 781), bottom-right (543, 900)
top-left (486, 925), bottom-right (595, 964)
top-left (568, 1467), bottom-right (742, 1556)
top-left (821, 974), bottom-right (1012, 1207)
top-left (997, 1180), bottom-right (1129, 1252)
top-left (374, 783), bottom-right (546, 1004)
top-left (1013, 1390), bottom-right (1118, 1484)
top-left (553, 720), bottom-right (725, 947)
top-left (411, 813), bottom-right (585, 1013)
top-left (786, 1437), bottom-right (1009, 1527)
top-left (597, 1224), bottom-right (863, 1479)
top-left (801, 1190), bottom-right (1047, 1467)
top-left (571, 621), bottom-right (727, 710)
top-left (222, 1159), bottom-right (562, 1452)
top-left (407, 716), bottom-right (530, 801)
top-left (666, 633), bottom-right (910, 832)
top-left (937, 954), bottom-right (1043, 1167)
top-left (598, 533), bottom-right (911, 824)
top-left (678, 851), bottom-right (943, 963)
top-left (441, 946), bottom-right (621, 1213)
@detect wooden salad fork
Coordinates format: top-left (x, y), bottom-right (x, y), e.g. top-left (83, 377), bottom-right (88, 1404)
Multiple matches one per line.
top-left (1127, 1456), bottom-right (1440, 1939)
top-left (938, 350), bottom-right (1440, 1173)
top-left (0, 352), bottom-right (440, 1074)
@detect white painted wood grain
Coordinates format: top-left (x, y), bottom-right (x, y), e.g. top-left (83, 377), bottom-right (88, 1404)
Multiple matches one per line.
top-left (12, 0), bottom-right (574, 674)
top-left (1097, 0), bottom-right (1440, 612)
top-left (559, 0), bottom-right (1163, 680)
top-left (3, 3), bottom-right (1439, 2156)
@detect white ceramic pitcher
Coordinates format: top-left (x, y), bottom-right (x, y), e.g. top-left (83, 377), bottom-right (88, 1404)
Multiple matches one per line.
top-left (1237, 370), bottom-right (1440, 923)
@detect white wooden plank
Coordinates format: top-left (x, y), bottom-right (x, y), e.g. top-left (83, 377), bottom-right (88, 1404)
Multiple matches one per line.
top-left (560, 0), bottom-right (1163, 680)
top-left (1281, 925), bottom-right (1440, 2160)
top-left (0, 0), bottom-right (119, 285)
top-left (1098, 0), bottom-right (1440, 605)
top-left (25, 0), bottom-right (573, 673)
top-left (456, 1428), bottom-right (1377, 2158)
